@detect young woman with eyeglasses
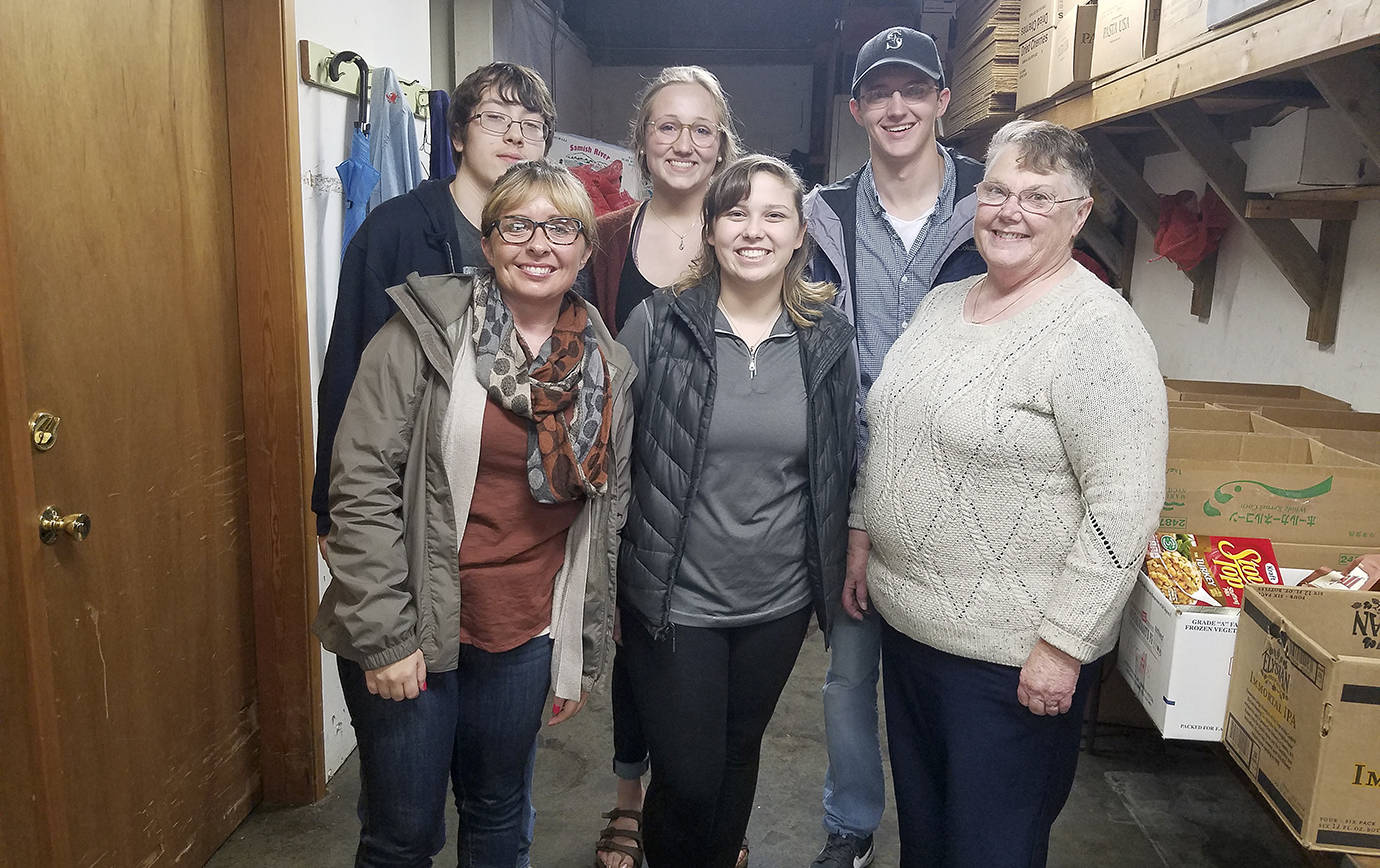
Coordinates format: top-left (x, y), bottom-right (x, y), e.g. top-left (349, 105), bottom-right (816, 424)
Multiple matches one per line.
top-left (315, 160), bottom-right (633, 867)
top-left (587, 65), bottom-right (745, 868)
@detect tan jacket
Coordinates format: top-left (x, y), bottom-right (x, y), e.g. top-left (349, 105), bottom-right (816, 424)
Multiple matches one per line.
top-left (313, 271), bottom-right (634, 701)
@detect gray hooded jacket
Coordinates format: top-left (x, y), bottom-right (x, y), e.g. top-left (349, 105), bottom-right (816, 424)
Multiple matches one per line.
top-left (313, 271), bottom-right (635, 701)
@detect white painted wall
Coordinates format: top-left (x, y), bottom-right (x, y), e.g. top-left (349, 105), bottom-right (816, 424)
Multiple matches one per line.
top-left (295, 0), bottom-right (434, 780)
top-left (494, 0), bottom-right (595, 135)
top-left (590, 65), bottom-right (815, 158)
top-left (1130, 149), bottom-right (1380, 413)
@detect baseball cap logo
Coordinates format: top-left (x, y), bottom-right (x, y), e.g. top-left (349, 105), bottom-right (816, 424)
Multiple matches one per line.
top-left (885, 29), bottom-right (904, 50)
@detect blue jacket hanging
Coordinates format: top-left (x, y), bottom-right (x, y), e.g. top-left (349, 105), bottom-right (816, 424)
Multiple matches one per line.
top-left (368, 67), bottom-right (423, 209)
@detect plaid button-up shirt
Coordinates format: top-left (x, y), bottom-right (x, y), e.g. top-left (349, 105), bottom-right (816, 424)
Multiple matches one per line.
top-left (851, 148), bottom-right (957, 402)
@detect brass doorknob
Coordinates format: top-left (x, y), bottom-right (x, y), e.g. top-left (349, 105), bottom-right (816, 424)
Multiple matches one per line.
top-left (39, 506), bottom-right (91, 544)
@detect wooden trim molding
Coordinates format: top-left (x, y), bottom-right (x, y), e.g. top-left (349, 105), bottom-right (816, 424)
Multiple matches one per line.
top-left (222, 0), bottom-right (326, 804)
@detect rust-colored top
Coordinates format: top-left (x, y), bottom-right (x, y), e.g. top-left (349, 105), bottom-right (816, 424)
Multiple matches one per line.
top-left (458, 401), bottom-right (583, 652)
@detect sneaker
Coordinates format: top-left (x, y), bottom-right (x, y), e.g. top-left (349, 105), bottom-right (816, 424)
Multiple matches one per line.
top-left (811, 833), bottom-right (874, 868)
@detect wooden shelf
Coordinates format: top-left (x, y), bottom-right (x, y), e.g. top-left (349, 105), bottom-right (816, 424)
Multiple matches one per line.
top-left (1010, 0), bottom-right (1380, 347)
top-left (1028, 0), bottom-right (1380, 131)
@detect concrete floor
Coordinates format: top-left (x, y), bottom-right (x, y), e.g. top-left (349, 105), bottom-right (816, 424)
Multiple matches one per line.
top-left (209, 628), bottom-right (1333, 867)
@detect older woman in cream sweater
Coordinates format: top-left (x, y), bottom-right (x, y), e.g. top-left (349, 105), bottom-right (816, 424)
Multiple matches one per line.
top-left (848, 119), bottom-right (1168, 868)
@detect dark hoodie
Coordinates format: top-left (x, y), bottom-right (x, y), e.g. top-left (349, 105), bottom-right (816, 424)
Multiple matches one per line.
top-left (313, 177), bottom-right (470, 535)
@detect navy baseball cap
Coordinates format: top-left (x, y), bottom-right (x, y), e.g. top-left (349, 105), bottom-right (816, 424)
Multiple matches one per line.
top-left (852, 27), bottom-right (945, 96)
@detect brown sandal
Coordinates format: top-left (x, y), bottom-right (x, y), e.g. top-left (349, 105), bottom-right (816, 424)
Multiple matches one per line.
top-left (735, 834), bottom-right (749, 868)
top-left (593, 808), bottom-right (644, 868)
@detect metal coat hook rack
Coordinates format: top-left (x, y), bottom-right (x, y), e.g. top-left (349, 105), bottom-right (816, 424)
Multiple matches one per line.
top-left (298, 40), bottom-right (431, 121)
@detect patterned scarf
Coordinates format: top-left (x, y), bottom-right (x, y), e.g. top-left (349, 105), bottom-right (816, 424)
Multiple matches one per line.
top-left (470, 272), bottom-right (613, 503)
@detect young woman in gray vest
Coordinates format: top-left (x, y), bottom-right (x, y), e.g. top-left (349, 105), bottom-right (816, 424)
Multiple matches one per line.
top-left (615, 154), bottom-right (857, 868)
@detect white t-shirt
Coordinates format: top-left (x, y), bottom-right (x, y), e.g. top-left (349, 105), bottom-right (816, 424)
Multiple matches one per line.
top-left (884, 205), bottom-right (935, 251)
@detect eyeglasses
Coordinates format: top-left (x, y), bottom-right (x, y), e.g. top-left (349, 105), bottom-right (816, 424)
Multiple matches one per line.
top-left (487, 215), bottom-right (586, 246)
top-left (646, 119), bottom-right (720, 149)
top-left (975, 181), bottom-right (1086, 215)
top-left (858, 82), bottom-right (939, 109)
top-left (469, 111), bottom-right (548, 143)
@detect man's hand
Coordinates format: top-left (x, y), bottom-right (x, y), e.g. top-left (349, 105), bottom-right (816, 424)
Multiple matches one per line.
top-left (365, 649), bottom-right (427, 701)
top-left (842, 528), bottom-right (871, 620)
top-left (1017, 639), bottom-right (1080, 716)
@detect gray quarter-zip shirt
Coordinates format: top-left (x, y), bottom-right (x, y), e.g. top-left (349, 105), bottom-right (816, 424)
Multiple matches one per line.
top-left (669, 308), bottom-right (812, 627)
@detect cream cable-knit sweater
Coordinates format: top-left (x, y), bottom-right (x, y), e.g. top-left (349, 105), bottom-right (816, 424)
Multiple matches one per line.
top-left (855, 264), bottom-right (1168, 667)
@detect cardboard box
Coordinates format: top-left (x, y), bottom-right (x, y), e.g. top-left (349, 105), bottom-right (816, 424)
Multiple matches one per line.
top-left (1207, 0), bottom-right (1288, 29)
top-left (548, 132), bottom-right (642, 201)
top-left (1164, 379), bottom-right (1352, 409)
top-left (1119, 565), bottom-right (1311, 739)
top-left (1091, 0), bottom-right (1161, 79)
top-left (1245, 109), bottom-right (1380, 194)
top-left (1019, 0), bottom-right (1065, 43)
top-left (1273, 543), bottom-right (1374, 573)
top-left (1016, 3), bottom-right (1095, 109)
top-left (1255, 408), bottom-right (1380, 466)
top-left (1168, 406), bottom-right (1307, 435)
top-left (1157, 0), bottom-right (1209, 53)
top-left (1224, 584), bottom-right (1380, 855)
top-left (1160, 434), bottom-right (1380, 545)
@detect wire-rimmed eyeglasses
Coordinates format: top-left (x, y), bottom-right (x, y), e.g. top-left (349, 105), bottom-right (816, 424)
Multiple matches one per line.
top-left (469, 111), bottom-right (548, 143)
top-left (975, 181), bottom-right (1087, 215)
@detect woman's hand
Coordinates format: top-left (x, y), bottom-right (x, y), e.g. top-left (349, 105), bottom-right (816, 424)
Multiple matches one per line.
top-left (842, 529), bottom-right (872, 620)
top-left (365, 649), bottom-right (427, 701)
top-left (317, 534), bottom-right (329, 562)
top-left (1017, 639), bottom-right (1080, 716)
top-left (548, 691), bottom-right (589, 726)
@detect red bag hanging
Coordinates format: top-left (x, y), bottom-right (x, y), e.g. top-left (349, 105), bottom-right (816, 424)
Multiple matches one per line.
top-left (569, 160), bottom-right (636, 216)
top-left (1152, 188), bottom-right (1232, 272)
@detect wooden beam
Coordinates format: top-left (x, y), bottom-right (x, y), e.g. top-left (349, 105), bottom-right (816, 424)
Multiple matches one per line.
top-left (222, 0), bottom-right (326, 804)
top-left (1305, 53), bottom-right (1380, 168)
top-left (1115, 206), bottom-right (1140, 302)
top-left (1086, 129), bottom-right (1218, 316)
top-left (1188, 253), bottom-right (1218, 319)
top-left (1152, 100), bottom-right (1327, 310)
top-left (1078, 211), bottom-right (1125, 280)
top-left (1031, 0), bottom-right (1380, 131)
top-left (1085, 130), bottom-right (1161, 228)
top-left (1306, 219), bottom-right (1351, 345)
top-left (1244, 199), bottom-right (1360, 220)
top-left (1275, 185), bottom-right (1380, 200)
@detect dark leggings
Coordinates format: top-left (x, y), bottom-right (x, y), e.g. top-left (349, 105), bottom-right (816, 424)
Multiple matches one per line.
top-left (609, 642), bottom-right (649, 778)
top-left (622, 606), bottom-right (812, 868)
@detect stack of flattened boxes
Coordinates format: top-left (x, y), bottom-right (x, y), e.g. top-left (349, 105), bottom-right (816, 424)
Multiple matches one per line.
top-left (944, 0), bottom-right (1020, 138)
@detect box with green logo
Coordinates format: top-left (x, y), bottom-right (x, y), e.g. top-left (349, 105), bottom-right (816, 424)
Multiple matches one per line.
top-left (1224, 584), bottom-right (1380, 855)
top-left (1161, 432), bottom-right (1380, 553)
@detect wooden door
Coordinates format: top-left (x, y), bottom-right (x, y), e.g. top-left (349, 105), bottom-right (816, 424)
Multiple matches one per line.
top-left (0, 2), bottom-right (262, 864)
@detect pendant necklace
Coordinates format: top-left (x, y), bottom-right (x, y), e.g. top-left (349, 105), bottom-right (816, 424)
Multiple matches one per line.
top-left (648, 203), bottom-right (699, 251)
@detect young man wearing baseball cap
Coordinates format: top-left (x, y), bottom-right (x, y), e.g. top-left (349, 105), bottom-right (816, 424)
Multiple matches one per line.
top-left (803, 26), bottom-right (985, 868)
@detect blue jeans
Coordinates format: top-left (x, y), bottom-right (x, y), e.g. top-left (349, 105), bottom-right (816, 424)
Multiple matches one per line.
top-left (821, 607), bottom-right (885, 838)
top-left (339, 635), bottom-right (552, 868)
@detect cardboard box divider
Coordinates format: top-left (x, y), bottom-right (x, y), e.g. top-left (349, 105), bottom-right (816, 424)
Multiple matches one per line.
top-left (1165, 379), bottom-right (1352, 408)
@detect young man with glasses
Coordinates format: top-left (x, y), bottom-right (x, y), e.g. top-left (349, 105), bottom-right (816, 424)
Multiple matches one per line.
top-left (312, 62), bottom-right (556, 868)
top-left (314, 62), bottom-right (555, 545)
top-left (803, 26), bottom-right (985, 868)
